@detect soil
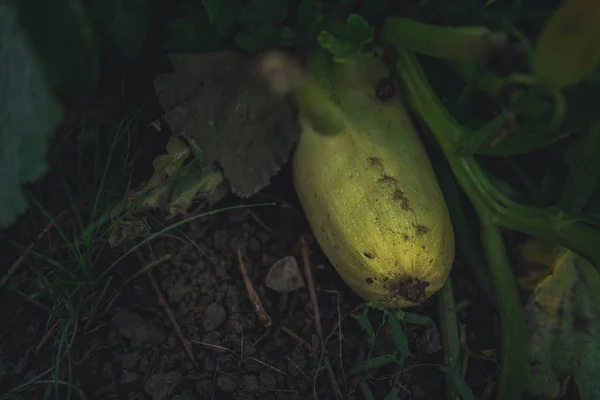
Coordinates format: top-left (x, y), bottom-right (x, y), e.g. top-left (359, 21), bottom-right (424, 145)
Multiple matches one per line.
top-left (0, 166), bottom-right (500, 400)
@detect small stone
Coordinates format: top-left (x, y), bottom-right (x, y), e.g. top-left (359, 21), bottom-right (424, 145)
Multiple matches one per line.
top-left (216, 374), bottom-right (238, 392)
top-left (203, 303), bottom-right (227, 331)
top-left (112, 309), bottom-right (166, 347)
top-left (266, 256), bottom-right (305, 293)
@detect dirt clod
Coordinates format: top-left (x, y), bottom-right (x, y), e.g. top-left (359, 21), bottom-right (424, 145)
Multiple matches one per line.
top-left (144, 371), bottom-right (183, 400)
top-left (112, 309), bottom-right (166, 347)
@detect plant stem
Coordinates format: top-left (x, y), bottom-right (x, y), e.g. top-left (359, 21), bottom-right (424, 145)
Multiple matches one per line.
top-left (557, 123), bottom-right (600, 214)
top-left (480, 216), bottom-right (527, 400)
top-left (393, 50), bottom-right (600, 270)
top-left (438, 278), bottom-right (461, 400)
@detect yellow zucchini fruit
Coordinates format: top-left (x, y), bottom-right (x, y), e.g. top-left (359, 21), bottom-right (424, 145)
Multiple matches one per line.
top-left (290, 52), bottom-right (455, 308)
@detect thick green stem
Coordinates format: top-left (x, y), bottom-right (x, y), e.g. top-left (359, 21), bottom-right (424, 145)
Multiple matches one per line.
top-left (480, 217), bottom-right (527, 400)
top-left (394, 51), bottom-right (600, 270)
top-left (390, 49), bottom-right (600, 400)
top-left (557, 123), bottom-right (600, 214)
top-left (438, 278), bottom-right (461, 400)
top-left (381, 17), bottom-right (500, 61)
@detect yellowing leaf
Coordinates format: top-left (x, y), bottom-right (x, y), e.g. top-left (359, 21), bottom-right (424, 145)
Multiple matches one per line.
top-left (533, 0), bottom-right (600, 88)
top-left (523, 240), bottom-right (600, 399)
top-left (139, 134), bottom-right (190, 210)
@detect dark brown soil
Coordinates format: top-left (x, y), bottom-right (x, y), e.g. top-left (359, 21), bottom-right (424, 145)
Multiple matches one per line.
top-left (0, 171), bottom-right (502, 400)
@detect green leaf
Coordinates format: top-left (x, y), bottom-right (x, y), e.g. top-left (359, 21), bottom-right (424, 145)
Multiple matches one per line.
top-left (297, 0), bottom-right (318, 27)
top-left (440, 365), bottom-right (478, 400)
top-left (385, 309), bottom-right (411, 360)
top-left (350, 354), bottom-right (398, 373)
top-left (15, 0), bottom-right (98, 94)
top-left (402, 312), bottom-right (436, 327)
top-left (0, 4), bottom-right (64, 228)
top-left (163, 3), bottom-right (221, 53)
top-left (317, 14), bottom-right (374, 64)
top-left (237, 0), bottom-right (289, 28)
top-left (338, 14), bottom-right (375, 47)
top-left (235, 25), bottom-right (298, 53)
top-left (89, 0), bottom-right (148, 59)
top-left (202, 0), bottom-right (242, 37)
top-left (318, 31), bottom-right (361, 64)
top-left (351, 307), bottom-right (376, 347)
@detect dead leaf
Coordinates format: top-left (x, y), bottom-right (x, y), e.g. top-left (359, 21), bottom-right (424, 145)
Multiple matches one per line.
top-left (266, 256), bottom-right (305, 293)
top-left (153, 51), bottom-right (301, 198)
top-left (522, 240), bottom-right (600, 400)
top-left (167, 162), bottom-right (227, 218)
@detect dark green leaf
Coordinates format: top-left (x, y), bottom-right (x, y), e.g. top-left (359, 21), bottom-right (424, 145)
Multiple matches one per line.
top-left (235, 25), bottom-right (297, 53)
top-left (297, 0), bottom-right (318, 27)
top-left (351, 307), bottom-right (376, 347)
top-left (357, 377), bottom-right (376, 400)
top-left (440, 365), bottom-right (478, 400)
top-left (384, 310), bottom-right (410, 359)
top-left (350, 354), bottom-right (398, 373)
top-left (237, 0), bottom-right (289, 28)
top-left (0, 4), bottom-right (63, 228)
top-left (383, 386), bottom-right (402, 400)
top-left (202, 0), bottom-right (242, 37)
top-left (163, 3), bottom-right (221, 53)
top-left (15, 0), bottom-right (98, 94)
top-left (234, 31), bottom-right (264, 53)
top-left (89, 0), bottom-right (148, 59)
top-left (318, 31), bottom-right (361, 64)
top-left (341, 14), bottom-right (375, 47)
top-left (402, 312), bottom-right (436, 327)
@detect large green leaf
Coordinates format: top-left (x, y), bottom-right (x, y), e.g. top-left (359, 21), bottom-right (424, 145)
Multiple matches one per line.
top-left (0, 4), bottom-right (63, 228)
top-left (87, 0), bottom-right (148, 59)
top-left (15, 0), bottom-right (98, 94)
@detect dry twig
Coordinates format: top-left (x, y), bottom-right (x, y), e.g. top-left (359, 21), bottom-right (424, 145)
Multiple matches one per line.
top-left (136, 251), bottom-right (197, 367)
top-left (281, 325), bottom-right (315, 353)
top-left (237, 248), bottom-right (272, 327)
top-left (300, 236), bottom-right (343, 398)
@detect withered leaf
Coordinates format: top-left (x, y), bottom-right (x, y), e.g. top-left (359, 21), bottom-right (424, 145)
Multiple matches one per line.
top-left (153, 51), bottom-right (301, 198)
top-left (521, 240), bottom-right (600, 400)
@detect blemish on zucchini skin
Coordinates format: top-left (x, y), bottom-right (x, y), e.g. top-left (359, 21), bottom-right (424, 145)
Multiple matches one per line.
top-left (415, 225), bottom-right (429, 235)
top-left (366, 157), bottom-right (413, 211)
top-left (366, 156), bottom-right (383, 167)
top-left (365, 277), bottom-right (374, 284)
top-left (363, 251), bottom-right (375, 259)
top-left (378, 175), bottom-right (396, 184)
top-left (392, 189), bottom-right (411, 211)
top-left (386, 274), bottom-right (430, 304)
